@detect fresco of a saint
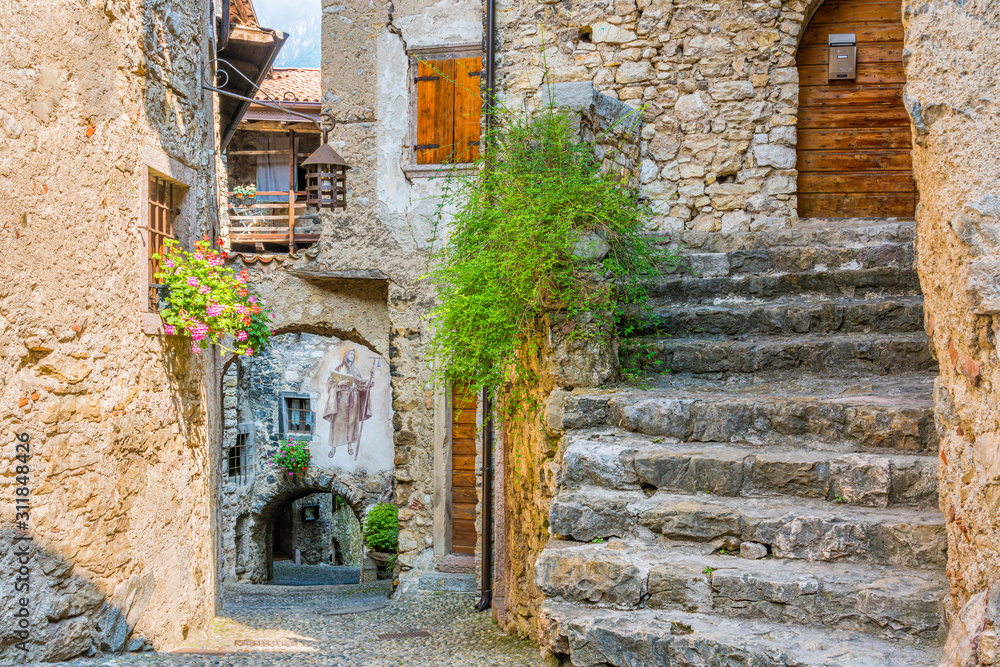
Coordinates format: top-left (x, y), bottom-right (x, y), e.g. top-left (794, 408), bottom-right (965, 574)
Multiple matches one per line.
top-left (323, 348), bottom-right (375, 460)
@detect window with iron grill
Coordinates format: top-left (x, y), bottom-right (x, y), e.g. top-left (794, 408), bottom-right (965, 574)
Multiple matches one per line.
top-left (285, 397), bottom-right (312, 434)
top-left (228, 432), bottom-right (248, 484)
top-left (148, 174), bottom-right (178, 311)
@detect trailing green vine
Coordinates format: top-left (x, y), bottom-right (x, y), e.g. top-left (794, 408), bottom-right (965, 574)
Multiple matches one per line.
top-left (426, 102), bottom-right (674, 423)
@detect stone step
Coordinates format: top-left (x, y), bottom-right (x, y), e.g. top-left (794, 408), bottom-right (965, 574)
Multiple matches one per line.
top-left (417, 571), bottom-right (476, 593)
top-left (549, 487), bottom-right (947, 568)
top-left (631, 295), bottom-right (925, 338)
top-left (557, 373), bottom-right (938, 452)
top-left (669, 242), bottom-right (915, 279)
top-left (539, 601), bottom-right (942, 667)
top-left (562, 431), bottom-right (938, 508)
top-left (623, 332), bottom-right (935, 376)
top-left (662, 218), bottom-right (915, 254)
top-left (535, 540), bottom-right (946, 644)
top-left (647, 266), bottom-right (921, 304)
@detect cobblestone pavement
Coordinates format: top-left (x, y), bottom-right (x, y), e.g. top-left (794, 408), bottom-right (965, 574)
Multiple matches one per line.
top-left (30, 582), bottom-right (547, 667)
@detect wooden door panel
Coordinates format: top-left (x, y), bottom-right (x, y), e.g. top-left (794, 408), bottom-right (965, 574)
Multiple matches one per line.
top-left (810, 1), bottom-right (902, 23)
top-left (798, 171), bottom-right (916, 194)
top-left (796, 105), bottom-right (911, 129)
top-left (800, 24), bottom-right (903, 45)
top-left (796, 149), bottom-right (912, 172)
top-left (799, 85), bottom-right (904, 108)
top-left (797, 43), bottom-right (903, 67)
top-left (799, 193), bottom-right (916, 218)
top-left (799, 62), bottom-right (905, 87)
top-left (451, 384), bottom-right (478, 553)
top-left (798, 128), bottom-right (912, 151)
top-left (796, 0), bottom-right (915, 218)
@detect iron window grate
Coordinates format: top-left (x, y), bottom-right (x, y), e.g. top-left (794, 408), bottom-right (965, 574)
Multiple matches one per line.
top-left (227, 432), bottom-right (249, 484)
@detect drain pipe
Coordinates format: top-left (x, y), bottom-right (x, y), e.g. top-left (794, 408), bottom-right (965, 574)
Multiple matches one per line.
top-left (474, 0), bottom-right (497, 614)
top-left (475, 387), bottom-right (494, 611)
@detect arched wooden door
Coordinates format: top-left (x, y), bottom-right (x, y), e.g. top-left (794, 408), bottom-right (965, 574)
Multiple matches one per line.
top-left (796, 0), bottom-right (917, 218)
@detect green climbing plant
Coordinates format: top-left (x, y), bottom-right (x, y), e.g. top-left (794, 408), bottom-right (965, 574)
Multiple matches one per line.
top-left (426, 101), bottom-right (675, 424)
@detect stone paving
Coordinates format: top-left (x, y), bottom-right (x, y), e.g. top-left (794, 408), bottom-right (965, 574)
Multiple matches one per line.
top-left (29, 583), bottom-right (546, 667)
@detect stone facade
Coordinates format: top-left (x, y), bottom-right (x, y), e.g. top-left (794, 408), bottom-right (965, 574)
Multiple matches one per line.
top-left (901, 0), bottom-right (1000, 662)
top-left (317, 0), bottom-right (482, 592)
top-left (495, 0), bottom-right (811, 234)
top-left (0, 0), bottom-right (221, 660)
top-left (219, 332), bottom-right (385, 584)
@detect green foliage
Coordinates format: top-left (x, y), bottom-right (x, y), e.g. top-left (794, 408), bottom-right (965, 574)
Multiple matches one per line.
top-left (591, 537), bottom-right (605, 544)
top-left (154, 237), bottom-right (272, 357)
top-left (362, 502), bottom-right (399, 553)
top-left (426, 103), bottom-right (670, 421)
top-left (269, 438), bottom-right (310, 477)
top-left (702, 566), bottom-right (716, 575)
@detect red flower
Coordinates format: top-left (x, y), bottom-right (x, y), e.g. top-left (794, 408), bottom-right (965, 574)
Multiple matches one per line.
top-left (242, 315), bottom-right (251, 326)
top-left (250, 305), bottom-right (260, 315)
top-left (237, 288), bottom-right (249, 297)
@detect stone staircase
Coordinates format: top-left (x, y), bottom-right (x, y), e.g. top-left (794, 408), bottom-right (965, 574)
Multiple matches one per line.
top-left (537, 219), bottom-right (947, 666)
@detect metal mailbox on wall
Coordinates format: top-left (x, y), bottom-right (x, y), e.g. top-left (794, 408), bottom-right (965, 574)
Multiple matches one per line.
top-left (828, 33), bottom-right (857, 80)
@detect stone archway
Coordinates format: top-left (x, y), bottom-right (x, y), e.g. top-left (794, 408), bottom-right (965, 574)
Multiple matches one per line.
top-left (795, 0), bottom-right (916, 218)
top-left (238, 470), bottom-right (368, 583)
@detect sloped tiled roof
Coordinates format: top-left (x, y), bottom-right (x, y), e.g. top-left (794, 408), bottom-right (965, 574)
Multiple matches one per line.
top-left (256, 68), bottom-right (322, 104)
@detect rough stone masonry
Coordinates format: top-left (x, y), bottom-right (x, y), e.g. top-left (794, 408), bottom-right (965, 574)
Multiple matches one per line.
top-left (0, 0), bottom-right (222, 660)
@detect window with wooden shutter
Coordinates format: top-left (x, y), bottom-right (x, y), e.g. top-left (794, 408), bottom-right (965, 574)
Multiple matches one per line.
top-left (413, 54), bottom-right (482, 165)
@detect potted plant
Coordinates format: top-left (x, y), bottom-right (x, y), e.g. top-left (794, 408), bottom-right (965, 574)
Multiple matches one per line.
top-left (362, 502), bottom-right (398, 579)
top-left (153, 236), bottom-right (272, 356)
top-left (270, 437), bottom-right (311, 478)
top-left (232, 184), bottom-right (257, 204)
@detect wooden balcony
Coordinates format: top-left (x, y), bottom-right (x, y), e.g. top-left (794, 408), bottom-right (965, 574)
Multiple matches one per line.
top-left (226, 190), bottom-right (321, 253)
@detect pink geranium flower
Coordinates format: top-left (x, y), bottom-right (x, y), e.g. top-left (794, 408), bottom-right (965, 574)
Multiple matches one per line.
top-left (186, 277), bottom-right (199, 287)
top-left (206, 303), bottom-right (226, 318)
top-left (200, 285), bottom-right (211, 295)
top-left (164, 324), bottom-right (176, 335)
top-left (236, 330), bottom-right (248, 342)
top-left (191, 344), bottom-right (202, 354)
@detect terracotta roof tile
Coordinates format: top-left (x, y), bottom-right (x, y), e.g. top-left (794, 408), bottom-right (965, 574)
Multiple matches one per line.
top-left (256, 68), bottom-right (322, 104)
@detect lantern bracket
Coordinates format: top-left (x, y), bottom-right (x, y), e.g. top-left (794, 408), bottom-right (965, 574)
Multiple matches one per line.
top-left (202, 58), bottom-right (333, 131)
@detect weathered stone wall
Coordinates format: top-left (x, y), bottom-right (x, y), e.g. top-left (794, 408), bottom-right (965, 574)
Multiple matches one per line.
top-left (901, 0), bottom-right (1000, 661)
top-left (219, 331), bottom-right (390, 583)
top-left (495, 281), bottom-right (617, 639)
top-left (320, 0), bottom-right (481, 591)
top-left (0, 0), bottom-right (220, 659)
top-left (496, 0), bottom-right (822, 233)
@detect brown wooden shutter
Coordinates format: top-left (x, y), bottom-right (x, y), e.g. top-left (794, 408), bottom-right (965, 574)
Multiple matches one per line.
top-left (415, 59), bottom-right (455, 165)
top-left (453, 57), bottom-right (483, 163)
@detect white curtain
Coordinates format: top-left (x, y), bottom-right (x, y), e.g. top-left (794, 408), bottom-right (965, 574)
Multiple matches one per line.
top-left (256, 134), bottom-right (291, 202)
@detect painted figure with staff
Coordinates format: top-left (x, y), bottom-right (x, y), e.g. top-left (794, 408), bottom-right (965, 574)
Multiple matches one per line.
top-left (323, 348), bottom-right (381, 460)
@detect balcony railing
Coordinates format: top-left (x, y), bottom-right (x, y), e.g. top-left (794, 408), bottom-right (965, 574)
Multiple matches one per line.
top-left (226, 190), bottom-right (320, 253)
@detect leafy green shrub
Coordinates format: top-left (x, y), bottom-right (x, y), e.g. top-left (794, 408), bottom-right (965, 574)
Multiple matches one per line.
top-left (269, 438), bottom-right (310, 477)
top-left (426, 104), bottom-right (669, 419)
top-left (362, 502), bottom-right (399, 553)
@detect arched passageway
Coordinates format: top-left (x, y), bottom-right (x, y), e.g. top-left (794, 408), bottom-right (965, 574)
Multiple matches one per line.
top-left (796, 0), bottom-right (917, 218)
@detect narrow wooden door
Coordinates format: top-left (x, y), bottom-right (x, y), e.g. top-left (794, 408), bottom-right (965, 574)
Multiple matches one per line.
top-left (796, 0), bottom-right (916, 218)
top-left (451, 386), bottom-right (477, 554)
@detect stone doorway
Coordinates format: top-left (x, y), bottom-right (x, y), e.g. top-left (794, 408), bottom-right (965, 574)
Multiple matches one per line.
top-left (796, 0), bottom-right (917, 218)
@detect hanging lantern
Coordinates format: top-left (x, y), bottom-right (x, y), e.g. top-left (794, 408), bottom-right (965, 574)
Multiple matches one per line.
top-left (302, 143), bottom-right (349, 209)
top-left (302, 115), bottom-right (349, 209)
